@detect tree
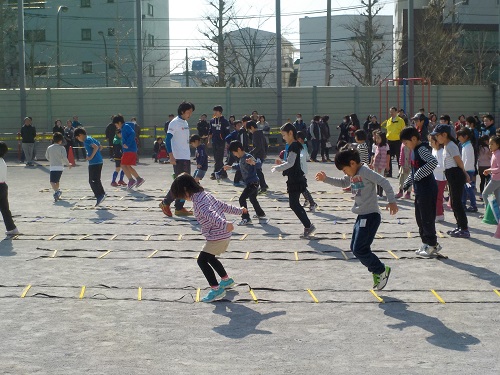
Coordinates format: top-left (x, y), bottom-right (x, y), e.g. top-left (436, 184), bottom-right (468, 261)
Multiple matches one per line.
top-left (460, 30), bottom-right (497, 85)
top-left (0, 0), bottom-right (18, 88)
top-left (332, 0), bottom-right (390, 86)
top-left (199, 0), bottom-right (235, 87)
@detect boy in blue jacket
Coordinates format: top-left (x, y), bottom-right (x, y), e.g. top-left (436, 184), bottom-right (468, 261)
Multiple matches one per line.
top-left (190, 134), bottom-right (208, 183)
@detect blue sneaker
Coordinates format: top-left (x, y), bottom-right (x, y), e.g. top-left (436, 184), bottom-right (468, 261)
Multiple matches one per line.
top-left (95, 194), bottom-right (107, 207)
top-left (219, 278), bottom-right (235, 289)
top-left (201, 287), bottom-right (226, 302)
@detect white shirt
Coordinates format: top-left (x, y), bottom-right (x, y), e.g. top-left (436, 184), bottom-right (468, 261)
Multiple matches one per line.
top-left (461, 142), bottom-right (475, 172)
top-left (443, 141), bottom-right (460, 169)
top-left (0, 158), bottom-right (7, 183)
top-left (167, 116), bottom-right (191, 160)
top-left (432, 148), bottom-right (446, 181)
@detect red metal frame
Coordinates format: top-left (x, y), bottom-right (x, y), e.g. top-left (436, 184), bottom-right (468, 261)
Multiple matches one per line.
top-left (379, 78), bottom-right (431, 121)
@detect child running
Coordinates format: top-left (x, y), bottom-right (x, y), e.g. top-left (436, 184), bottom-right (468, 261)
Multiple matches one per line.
top-left (223, 140), bottom-right (266, 225)
top-left (45, 132), bottom-right (72, 202)
top-left (271, 123), bottom-right (316, 238)
top-left (400, 127), bottom-right (440, 257)
top-left (170, 173), bottom-right (246, 302)
top-left (316, 147), bottom-right (397, 290)
top-left (74, 127), bottom-right (106, 206)
top-left (190, 134), bottom-right (208, 183)
top-left (431, 124), bottom-right (471, 238)
top-left (297, 131), bottom-right (317, 211)
top-left (429, 134), bottom-right (447, 222)
top-left (482, 135), bottom-right (500, 211)
top-left (0, 142), bottom-right (19, 236)
top-left (111, 129), bottom-right (126, 187)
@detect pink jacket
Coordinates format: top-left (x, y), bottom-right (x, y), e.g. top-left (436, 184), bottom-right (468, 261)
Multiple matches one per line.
top-left (490, 150), bottom-right (500, 181)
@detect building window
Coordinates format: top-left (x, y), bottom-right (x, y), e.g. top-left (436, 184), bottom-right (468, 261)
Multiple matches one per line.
top-left (149, 65), bottom-right (155, 77)
top-left (81, 0), bottom-right (91, 7)
top-left (82, 61), bottom-right (93, 74)
top-left (107, 28), bottom-right (115, 36)
top-left (148, 34), bottom-right (154, 47)
top-left (148, 3), bottom-right (153, 16)
top-left (9, 0), bottom-right (44, 8)
top-left (107, 0), bottom-right (114, 3)
top-left (25, 29), bottom-right (46, 42)
top-left (81, 29), bottom-right (91, 41)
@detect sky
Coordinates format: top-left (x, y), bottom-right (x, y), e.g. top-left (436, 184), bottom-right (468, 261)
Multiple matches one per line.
top-left (168, 0), bottom-right (396, 73)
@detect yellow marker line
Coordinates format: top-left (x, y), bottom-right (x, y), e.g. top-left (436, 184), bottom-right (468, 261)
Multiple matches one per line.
top-left (144, 234), bottom-right (152, 241)
top-left (407, 231), bottom-right (411, 238)
top-left (249, 289), bottom-right (259, 303)
top-left (316, 206), bottom-right (321, 211)
top-left (119, 196), bottom-right (125, 201)
top-left (294, 251), bottom-right (299, 261)
top-left (276, 206), bottom-right (280, 211)
top-left (109, 234), bottom-right (118, 241)
top-left (370, 289), bottom-right (384, 303)
top-left (194, 254), bottom-right (199, 259)
top-left (79, 286), bottom-right (86, 299)
top-left (376, 234), bottom-right (383, 239)
top-left (97, 250), bottom-right (111, 259)
top-left (240, 234), bottom-right (248, 241)
top-left (79, 196), bottom-right (87, 200)
top-left (337, 206), bottom-right (342, 210)
top-left (437, 231), bottom-right (444, 238)
top-left (493, 289), bottom-right (500, 298)
top-left (431, 289), bottom-right (446, 304)
top-left (138, 287), bottom-right (142, 301)
top-left (50, 250), bottom-right (58, 258)
top-left (20, 284), bottom-right (31, 298)
top-left (244, 252), bottom-right (250, 260)
top-left (47, 234), bottom-right (58, 241)
top-left (278, 234), bottom-right (282, 240)
top-left (178, 234), bottom-right (183, 240)
top-left (79, 234), bottom-right (91, 240)
top-left (12, 234), bottom-right (20, 240)
top-left (122, 207), bottom-right (128, 211)
top-left (147, 250), bottom-right (159, 258)
top-left (342, 233), bottom-right (347, 240)
top-left (307, 289), bottom-right (319, 303)
top-left (341, 251), bottom-right (349, 260)
top-left (387, 250), bottom-right (399, 260)
top-left (195, 288), bottom-right (200, 302)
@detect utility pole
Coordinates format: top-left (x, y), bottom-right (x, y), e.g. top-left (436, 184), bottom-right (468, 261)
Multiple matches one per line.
top-left (185, 48), bottom-right (189, 87)
top-left (325, 0), bottom-right (332, 86)
top-left (408, 0), bottom-right (414, 79)
top-left (17, 0), bottom-right (26, 121)
top-left (135, 0), bottom-right (144, 128)
top-left (276, 0), bottom-right (282, 127)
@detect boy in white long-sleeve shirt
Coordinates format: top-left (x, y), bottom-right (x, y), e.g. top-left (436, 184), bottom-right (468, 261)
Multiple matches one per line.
top-left (457, 127), bottom-right (477, 212)
top-left (45, 132), bottom-right (72, 202)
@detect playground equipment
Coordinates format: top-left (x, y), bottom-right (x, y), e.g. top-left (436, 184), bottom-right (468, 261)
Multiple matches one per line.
top-left (379, 78), bottom-right (431, 121)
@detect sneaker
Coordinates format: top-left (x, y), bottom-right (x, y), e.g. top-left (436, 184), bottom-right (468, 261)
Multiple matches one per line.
top-left (302, 200), bottom-right (310, 208)
top-left (373, 265), bottom-right (391, 290)
top-left (175, 208), bottom-right (193, 216)
top-left (404, 192), bottom-right (411, 199)
top-left (219, 278), bottom-right (235, 289)
top-left (415, 243), bottom-right (429, 255)
top-left (466, 206), bottom-right (478, 213)
top-left (395, 191), bottom-right (403, 199)
top-left (377, 194), bottom-right (385, 199)
top-left (446, 228), bottom-right (460, 235)
top-left (450, 229), bottom-right (470, 238)
top-left (159, 201), bottom-right (172, 217)
top-left (135, 177), bottom-right (145, 188)
top-left (127, 179), bottom-right (137, 190)
top-left (258, 188), bottom-right (268, 194)
top-left (5, 227), bottom-right (19, 236)
top-left (342, 187), bottom-right (351, 192)
top-left (210, 174), bottom-right (216, 180)
top-left (435, 215), bottom-right (445, 222)
top-left (416, 243), bottom-right (442, 257)
top-left (238, 218), bottom-right (252, 226)
top-left (111, 182), bottom-right (119, 187)
top-left (201, 287), bottom-right (226, 303)
top-left (300, 224), bottom-right (317, 238)
top-left (215, 172), bottom-right (221, 183)
top-left (95, 194), bottom-right (107, 207)
top-left (309, 204), bottom-right (318, 213)
top-left (53, 192), bottom-right (58, 202)
top-left (54, 190), bottom-right (62, 201)
top-left (118, 180), bottom-right (127, 186)
top-left (252, 214), bottom-right (267, 220)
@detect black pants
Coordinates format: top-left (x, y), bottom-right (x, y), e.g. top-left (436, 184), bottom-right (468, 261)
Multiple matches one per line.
top-left (164, 159), bottom-right (191, 210)
top-left (310, 139), bottom-right (320, 161)
top-left (239, 182), bottom-right (265, 219)
top-left (257, 166), bottom-right (268, 189)
top-left (221, 153), bottom-right (238, 181)
top-left (0, 183), bottom-right (16, 231)
top-left (415, 190), bottom-right (438, 246)
top-left (320, 140), bottom-right (330, 159)
top-left (302, 189), bottom-right (315, 205)
top-left (107, 139), bottom-right (113, 158)
top-left (88, 164), bottom-right (105, 198)
top-left (387, 140), bottom-right (401, 177)
top-left (445, 167), bottom-right (468, 230)
top-left (197, 251), bottom-right (227, 287)
top-left (289, 191), bottom-right (311, 228)
top-left (212, 142), bottom-right (226, 176)
top-left (478, 166), bottom-right (491, 194)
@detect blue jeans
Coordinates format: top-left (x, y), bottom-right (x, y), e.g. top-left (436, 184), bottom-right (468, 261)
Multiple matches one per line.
top-left (350, 212), bottom-right (385, 274)
top-left (462, 171), bottom-right (477, 208)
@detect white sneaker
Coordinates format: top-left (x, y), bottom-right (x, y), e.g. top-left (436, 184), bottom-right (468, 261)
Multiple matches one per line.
top-left (415, 244), bottom-right (429, 255)
top-left (416, 243), bottom-right (442, 257)
top-left (5, 228), bottom-right (19, 236)
top-left (238, 218), bottom-right (252, 226)
top-left (309, 204), bottom-right (318, 212)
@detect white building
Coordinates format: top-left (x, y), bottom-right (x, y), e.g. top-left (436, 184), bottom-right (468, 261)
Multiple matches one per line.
top-left (15, 0), bottom-right (171, 88)
top-left (299, 15), bottom-right (393, 86)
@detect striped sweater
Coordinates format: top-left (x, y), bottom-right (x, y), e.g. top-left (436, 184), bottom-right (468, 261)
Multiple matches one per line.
top-left (192, 191), bottom-right (243, 241)
top-left (403, 143), bottom-right (437, 194)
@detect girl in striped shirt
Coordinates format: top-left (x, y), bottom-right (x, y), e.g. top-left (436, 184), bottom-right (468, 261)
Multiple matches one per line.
top-left (170, 173), bottom-right (247, 302)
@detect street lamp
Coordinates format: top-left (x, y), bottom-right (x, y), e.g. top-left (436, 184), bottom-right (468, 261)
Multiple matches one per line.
top-left (56, 5), bottom-right (69, 88)
top-left (98, 31), bottom-right (109, 87)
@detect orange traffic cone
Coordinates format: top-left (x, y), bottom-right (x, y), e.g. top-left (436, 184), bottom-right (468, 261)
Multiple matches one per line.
top-left (68, 146), bottom-right (75, 166)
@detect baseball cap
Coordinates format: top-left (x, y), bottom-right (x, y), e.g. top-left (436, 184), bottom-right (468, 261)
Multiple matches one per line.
top-left (412, 113), bottom-right (426, 122)
top-left (430, 124), bottom-right (451, 136)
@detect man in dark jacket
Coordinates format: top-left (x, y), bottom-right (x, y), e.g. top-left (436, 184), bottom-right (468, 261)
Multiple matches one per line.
top-left (208, 105), bottom-right (231, 179)
top-left (21, 117), bottom-right (36, 166)
top-left (246, 121), bottom-right (269, 192)
top-left (105, 115), bottom-right (116, 160)
top-left (196, 114), bottom-right (210, 143)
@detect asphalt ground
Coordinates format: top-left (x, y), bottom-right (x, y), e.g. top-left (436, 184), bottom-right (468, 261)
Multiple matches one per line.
top-left (0, 155), bottom-right (499, 374)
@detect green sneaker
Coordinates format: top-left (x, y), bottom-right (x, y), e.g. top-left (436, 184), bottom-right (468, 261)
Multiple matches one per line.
top-left (219, 278), bottom-right (235, 289)
top-left (373, 265), bottom-right (391, 290)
